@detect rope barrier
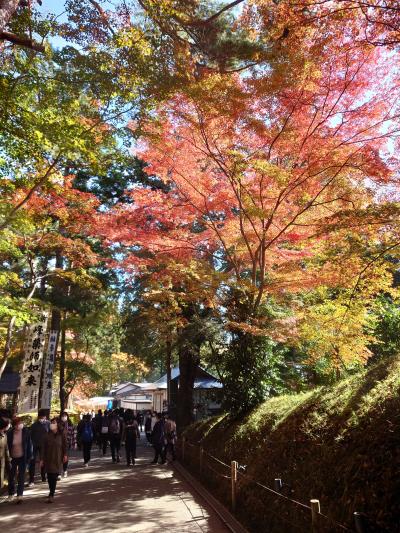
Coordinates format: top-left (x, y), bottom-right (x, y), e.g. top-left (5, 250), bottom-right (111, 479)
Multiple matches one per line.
top-left (203, 461), bottom-right (231, 480)
top-left (204, 451), bottom-right (231, 469)
top-left (317, 511), bottom-right (353, 531)
top-left (240, 473), bottom-right (312, 511)
top-left (182, 438), bottom-right (355, 531)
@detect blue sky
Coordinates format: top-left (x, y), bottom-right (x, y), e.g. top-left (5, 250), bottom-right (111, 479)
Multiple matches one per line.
top-left (38, 0), bottom-right (67, 22)
top-left (37, 0), bottom-right (120, 49)
top-left (37, 0), bottom-right (69, 49)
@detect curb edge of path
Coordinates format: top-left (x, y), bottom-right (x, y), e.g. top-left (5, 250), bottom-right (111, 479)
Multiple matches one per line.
top-left (173, 461), bottom-right (249, 533)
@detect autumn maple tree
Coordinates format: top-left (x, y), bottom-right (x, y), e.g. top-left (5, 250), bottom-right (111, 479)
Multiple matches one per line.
top-left (2, 0), bottom-right (400, 419)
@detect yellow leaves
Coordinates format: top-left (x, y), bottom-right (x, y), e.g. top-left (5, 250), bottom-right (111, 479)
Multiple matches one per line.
top-left (115, 27), bottom-right (152, 56)
top-left (54, 269), bottom-right (103, 292)
top-left (111, 352), bottom-right (129, 363)
top-left (299, 303), bottom-right (372, 368)
top-left (111, 352), bottom-right (149, 374)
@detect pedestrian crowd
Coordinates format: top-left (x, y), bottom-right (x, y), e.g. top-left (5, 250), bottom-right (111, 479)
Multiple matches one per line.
top-left (0, 408), bottom-right (177, 504)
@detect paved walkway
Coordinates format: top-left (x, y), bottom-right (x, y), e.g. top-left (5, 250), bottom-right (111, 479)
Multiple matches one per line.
top-left (0, 436), bottom-right (230, 533)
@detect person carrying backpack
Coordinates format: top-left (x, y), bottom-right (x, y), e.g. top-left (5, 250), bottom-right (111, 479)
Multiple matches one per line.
top-left (77, 414), bottom-right (94, 467)
top-left (59, 411), bottom-right (75, 479)
top-left (151, 413), bottom-right (166, 465)
top-left (100, 410), bottom-right (109, 456)
top-left (28, 409), bottom-right (49, 485)
top-left (164, 413), bottom-right (177, 462)
top-left (93, 409), bottom-right (103, 451)
top-left (122, 413), bottom-right (140, 466)
top-left (144, 412), bottom-right (152, 446)
top-left (137, 412), bottom-right (144, 432)
top-left (108, 410), bottom-right (123, 464)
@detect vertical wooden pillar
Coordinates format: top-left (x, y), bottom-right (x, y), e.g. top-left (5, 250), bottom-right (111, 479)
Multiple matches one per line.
top-left (354, 512), bottom-right (366, 533)
top-left (231, 460), bottom-right (238, 512)
top-left (182, 436), bottom-right (186, 462)
top-left (310, 499), bottom-right (320, 531)
top-left (199, 446), bottom-right (204, 474)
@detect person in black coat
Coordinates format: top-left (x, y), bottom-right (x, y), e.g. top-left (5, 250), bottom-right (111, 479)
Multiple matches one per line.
top-left (137, 412), bottom-right (144, 432)
top-left (77, 414), bottom-right (95, 466)
top-left (144, 411), bottom-right (152, 445)
top-left (108, 410), bottom-right (123, 464)
top-left (122, 413), bottom-right (140, 466)
top-left (28, 409), bottom-right (49, 485)
top-left (7, 417), bottom-right (32, 503)
top-left (151, 413), bottom-right (166, 465)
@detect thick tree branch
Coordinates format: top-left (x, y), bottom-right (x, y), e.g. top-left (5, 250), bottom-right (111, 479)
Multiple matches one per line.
top-left (0, 30), bottom-right (45, 51)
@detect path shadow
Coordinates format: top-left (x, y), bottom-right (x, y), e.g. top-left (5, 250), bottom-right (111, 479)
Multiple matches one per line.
top-left (0, 437), bottom-right (228, 533)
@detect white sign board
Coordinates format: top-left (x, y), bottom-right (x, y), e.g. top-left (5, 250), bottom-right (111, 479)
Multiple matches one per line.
top-left (40, 330), bottom-right (58, 410)
top-left (18, 313), bottom-right (48, 413)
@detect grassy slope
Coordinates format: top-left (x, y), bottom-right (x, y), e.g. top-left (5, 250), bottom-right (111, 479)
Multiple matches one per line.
top-left (184, 357), bottom-right (400, 532)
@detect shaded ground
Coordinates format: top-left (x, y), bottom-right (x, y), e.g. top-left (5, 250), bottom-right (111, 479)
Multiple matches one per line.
top-left (0, 435), bottom-right (229, 533)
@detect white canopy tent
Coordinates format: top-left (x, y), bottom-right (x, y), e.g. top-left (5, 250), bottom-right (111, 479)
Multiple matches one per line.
top-left (74, 396), bottom-right (112, 411)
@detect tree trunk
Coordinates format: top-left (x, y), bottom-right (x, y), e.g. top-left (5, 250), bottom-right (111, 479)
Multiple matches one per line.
top-left (166, 337), bottom-right (172, 409)
top-left (59, 312), bottom-right (67, 413)
top-left (177, 342), bottom-right (200, 430)
top-left (0, 315), bottom-right (16, 379)
top-left (0, 0), bottom-right (20, 33)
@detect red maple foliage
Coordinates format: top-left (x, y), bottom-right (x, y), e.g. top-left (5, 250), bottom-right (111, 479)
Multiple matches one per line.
top-left (99, 41), bottom-right (399, 315)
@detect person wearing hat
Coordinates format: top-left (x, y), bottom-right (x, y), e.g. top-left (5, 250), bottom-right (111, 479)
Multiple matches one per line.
top-left (7, 416), bottom-right (32, 503)
top-left (0, 418), bottom-right (10, 489)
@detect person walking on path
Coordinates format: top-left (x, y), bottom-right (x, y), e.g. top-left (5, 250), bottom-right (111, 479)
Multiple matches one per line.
top-left (0, 418), bottom-right (10, 490)
top-left (151, 413), bottom-right (166, 465)
top-left (99, 410), bottom-right (109, 456)
top-left (77, 414), bottom-right (95, 466)
top-left (122, 413), bottom-right (140, 466)
top-left (93, 409), bottom-right (103, 452)
top-left (151, 412), bottom-right (157, 432)
top-left (28, 410), bottom-right (49, 486)
top-left (40, 418), bottom-right (67, 504)
top-left (144, 411), bottom-right (152, 446)
top-left (137, 412), bottom-right (144, 432)
top-left (108, 410), bottom-right (123, 464)
top-left (7, 416), bottom-right (32, 504)
top-left (59, 411), bottom-right (75, 479)
top-left (164, 414), bottom-right (177, 462)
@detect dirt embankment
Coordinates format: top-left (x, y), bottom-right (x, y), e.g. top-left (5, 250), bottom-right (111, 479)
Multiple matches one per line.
top-left (183, 358), bottom-right (400, 532)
